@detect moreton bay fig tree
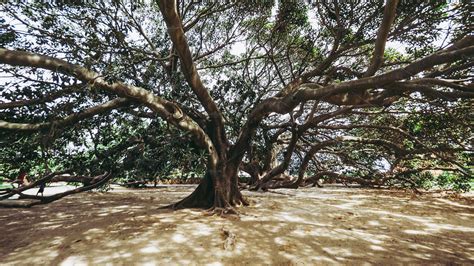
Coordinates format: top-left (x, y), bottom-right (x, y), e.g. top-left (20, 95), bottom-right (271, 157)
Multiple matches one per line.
top-left (0, 1), bottom-right (472, 211)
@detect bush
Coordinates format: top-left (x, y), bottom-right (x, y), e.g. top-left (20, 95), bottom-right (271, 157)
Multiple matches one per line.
top-left (435, 172), bottom-right (471, 193)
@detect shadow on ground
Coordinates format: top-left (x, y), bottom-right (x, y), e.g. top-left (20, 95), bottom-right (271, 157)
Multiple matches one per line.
top-left (0, 185), bottom-right (473, 265)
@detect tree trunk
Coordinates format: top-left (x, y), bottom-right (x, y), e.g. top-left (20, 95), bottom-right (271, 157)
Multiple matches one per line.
top-left (252, 127), bottom-right (298, 190)
top-left (241, 161), bottom-right (264, 186)
top-left (167, 155), bottom-right (248, 212)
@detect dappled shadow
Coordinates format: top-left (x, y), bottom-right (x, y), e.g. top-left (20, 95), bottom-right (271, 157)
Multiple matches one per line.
top-left (0, 185), bottom-right (473, 264)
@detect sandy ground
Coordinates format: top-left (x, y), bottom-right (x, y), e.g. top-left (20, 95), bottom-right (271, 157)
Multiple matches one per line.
top-left (0, 185), bottom-right (473, 265)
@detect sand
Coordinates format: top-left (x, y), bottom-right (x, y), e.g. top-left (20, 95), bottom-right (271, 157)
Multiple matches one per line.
top-left (0, 185), bottom-right (473, 265)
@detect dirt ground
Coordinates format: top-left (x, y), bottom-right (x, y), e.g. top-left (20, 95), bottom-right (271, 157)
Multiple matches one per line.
top-left (0, 185), bottom-right (473, 265)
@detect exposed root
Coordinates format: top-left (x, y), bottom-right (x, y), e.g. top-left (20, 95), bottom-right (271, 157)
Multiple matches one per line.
top-left (162, 170), bottom-right (251, 212)
top-left (233, 194), bottom-right (250, 207)
top-left (206, 206), bottom-right (239, 218)
top-left (163, 193), bottom-right (249, 212)
top-left (160, 196), bottom-right (212, 210)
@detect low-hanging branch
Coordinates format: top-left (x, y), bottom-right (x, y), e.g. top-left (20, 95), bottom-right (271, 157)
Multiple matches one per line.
top-left (0, 169), bottom-right (72, 200)
top-left (0, 97), bottom-right (130, 131)
top-left (0, 47), bottom-right (217, 159)
top-left (317, 124), bottom-right (471, 174)
top-left (305, 171), bottom-right (380, 187)
top-left (0, 172), bottom-right (112, 208)
top-left (253, 125), bottom-right (299, 190)
top-left (257, 124), bottom-right (469, 190)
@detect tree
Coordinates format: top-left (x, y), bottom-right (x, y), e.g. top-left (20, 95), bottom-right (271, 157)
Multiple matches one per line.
top-left (0, 1), bottom-right (472, 211)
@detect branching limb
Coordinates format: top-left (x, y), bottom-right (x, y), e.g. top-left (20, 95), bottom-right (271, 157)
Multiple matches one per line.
top-left (157, 0), bottom-right (228, 154)
top-left (364, 0), bottom-right (400, 77)
top-left (0, 98), bottom-right (130, 131)
top-left (231, 36), bottom-right (473, 164)
top-left (253, 126), bottom-right (299, 190)
top-left (0, 48), bottom-right (216, 156)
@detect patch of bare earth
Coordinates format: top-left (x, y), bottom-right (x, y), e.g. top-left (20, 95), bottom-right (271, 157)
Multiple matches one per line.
top-left (0, 185), bottom-right (473, 265)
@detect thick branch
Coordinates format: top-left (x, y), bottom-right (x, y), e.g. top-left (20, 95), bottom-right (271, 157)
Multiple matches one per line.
top-left (407, 78), bottom-right (474, 92)
top-left (299, 107), bottom-right (353, 133)
top-left (231, 36), bottom-right (473, 164)
top-left (0, 169), bottom-right (72, 200)
top-left (308, 171), bottom-right (378, 187)
top-left (157, 0), bottom-right (227, 151)
top-left (336, 136), bottom-right (406, 155)
top-left (318, 124), bottom-right (471, 174)
top-left (297, 42), bottom-right (474, 103)
top-left (257, 127), bottom-right (299, 187)
top-left (296, 140), bottom-right (338, 187)
top-left (0, 48), bottom-right (216, 157)
top-left (364, 0), bottom-right (400, 77)
top-left (388, 82), bottom-right (474, 100)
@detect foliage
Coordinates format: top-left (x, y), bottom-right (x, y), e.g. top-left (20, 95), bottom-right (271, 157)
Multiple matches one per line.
top-left (0, 0), bottom-right (472, 197)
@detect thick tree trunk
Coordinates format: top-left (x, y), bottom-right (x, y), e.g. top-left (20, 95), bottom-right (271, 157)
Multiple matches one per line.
top-left (168, 156), bottom-right (248, 212)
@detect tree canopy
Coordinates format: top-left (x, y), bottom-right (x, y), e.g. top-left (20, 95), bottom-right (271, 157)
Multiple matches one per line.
top-left (0, 0), bottom-right (472, 210)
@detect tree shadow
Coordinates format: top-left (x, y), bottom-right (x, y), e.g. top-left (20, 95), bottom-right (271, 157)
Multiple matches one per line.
top-left (0, 185), bottom-right (472, 264)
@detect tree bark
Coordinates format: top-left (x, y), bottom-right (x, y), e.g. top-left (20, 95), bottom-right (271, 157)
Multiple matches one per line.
top-left (168, 155), bottom-right (248, 212)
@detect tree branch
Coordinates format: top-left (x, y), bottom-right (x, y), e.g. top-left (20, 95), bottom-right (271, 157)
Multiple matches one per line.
top-left (256, 126), bottom-right (299, 188)
top-left (0, 172), bottom-right (112, 208)
top-left (157, 0), bottom-right (227, 153)
top-left (364, 0), bottom-right (400, 77)
top-left (230, 37), bottom-right (473, 166)
top-left (0, 84), bottom-right (84, 109)
top-left (0, 98), bottom-right (130, 131)
top-left (0, 48), bottom-right (215, 154)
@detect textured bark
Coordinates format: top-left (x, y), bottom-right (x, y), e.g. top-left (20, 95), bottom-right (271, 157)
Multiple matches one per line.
top-left (168, 159), bottom-right (248, 212)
